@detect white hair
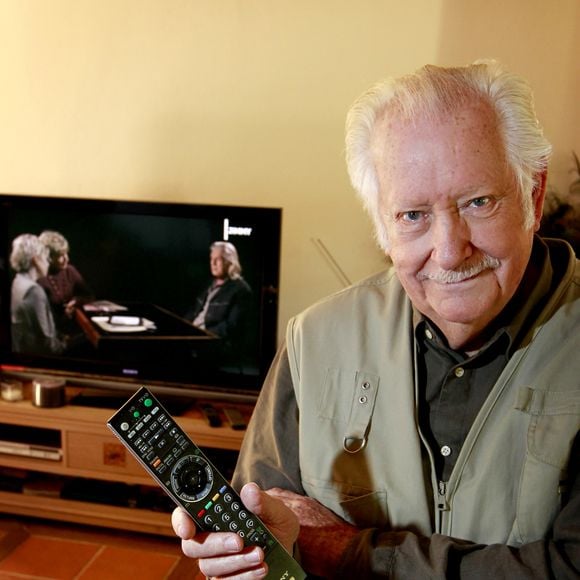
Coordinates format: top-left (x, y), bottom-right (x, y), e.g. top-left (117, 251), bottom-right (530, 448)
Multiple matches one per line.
top-left (10, 234), bottom-right (48, 273)
top-left (345, 59), bottom-right (553, 250)
top-left (39, 230), bottom-right (69, 257)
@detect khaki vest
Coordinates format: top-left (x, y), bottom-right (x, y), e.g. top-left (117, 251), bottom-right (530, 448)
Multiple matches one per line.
top-left (287, 249), bottom-right (580, 545)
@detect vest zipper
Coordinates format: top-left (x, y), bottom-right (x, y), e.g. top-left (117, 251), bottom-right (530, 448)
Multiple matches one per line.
top-left (437, 480), bottom-right (450, 533)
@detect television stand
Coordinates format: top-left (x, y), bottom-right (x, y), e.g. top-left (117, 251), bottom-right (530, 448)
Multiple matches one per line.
top-left (0, 385), bottom-right (250, 536)
top-left (69, 388), bottom-right (196, 415)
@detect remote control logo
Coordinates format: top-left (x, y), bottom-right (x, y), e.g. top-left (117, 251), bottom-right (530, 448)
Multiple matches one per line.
top-left (279, 572), bottom-right (294, 580)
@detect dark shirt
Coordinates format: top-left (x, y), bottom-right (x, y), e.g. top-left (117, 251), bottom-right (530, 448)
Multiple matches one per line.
top-left (416, 239), bottom-right (553, 483)
top-left (187, 277), bottom-right (252, 340)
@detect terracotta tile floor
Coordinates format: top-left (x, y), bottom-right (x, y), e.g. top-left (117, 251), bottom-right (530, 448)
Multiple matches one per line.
top-left (0, 517), bottom-right (205, 580)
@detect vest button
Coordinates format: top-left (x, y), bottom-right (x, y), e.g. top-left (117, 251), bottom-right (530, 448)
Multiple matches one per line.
top-left (440, 445), bottom-right (452, 457)
top-left (454, 367), bottom-right (465, 378)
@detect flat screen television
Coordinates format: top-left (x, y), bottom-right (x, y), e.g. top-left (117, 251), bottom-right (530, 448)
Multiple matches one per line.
top-left (0, 194), bottom-right (281, 403)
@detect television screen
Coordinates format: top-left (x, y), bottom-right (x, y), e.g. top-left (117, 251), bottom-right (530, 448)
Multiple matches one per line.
top-left (0, 194), bottom-right (281, 402)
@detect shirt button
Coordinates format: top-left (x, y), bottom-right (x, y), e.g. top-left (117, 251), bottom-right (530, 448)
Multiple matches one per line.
top-left (454, 367), bottom-right (465, 378)
top-left (441, 445), bottom-right (452, 457)
top-left (425, 328), bottom-right (433, 340)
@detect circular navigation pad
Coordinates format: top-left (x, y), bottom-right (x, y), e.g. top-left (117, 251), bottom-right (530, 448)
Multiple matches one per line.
top-left (171, 455), bottom-right (214, 502)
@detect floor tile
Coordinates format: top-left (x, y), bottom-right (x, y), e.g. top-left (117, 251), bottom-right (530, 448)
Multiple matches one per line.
top-left (0, 535), bottom-right (101, 579)
top-left (78, 545), bottom-right (179, 580)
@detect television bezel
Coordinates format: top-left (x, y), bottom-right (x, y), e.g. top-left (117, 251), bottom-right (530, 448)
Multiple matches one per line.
top-left (0, 193), bottom-right (282, 403)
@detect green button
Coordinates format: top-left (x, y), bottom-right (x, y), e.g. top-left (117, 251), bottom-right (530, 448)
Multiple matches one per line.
top-left (133, 411), bottom-right (140, 418)
top-left (144, 398), bottom-right (153, 407)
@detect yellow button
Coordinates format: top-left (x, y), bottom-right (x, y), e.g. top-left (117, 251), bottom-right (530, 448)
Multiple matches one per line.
top-left (454, 367), bottom-right (465, 378)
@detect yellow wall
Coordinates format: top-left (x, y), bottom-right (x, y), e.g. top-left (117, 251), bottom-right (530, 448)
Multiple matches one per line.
top-left (0, 1), bottom-right (578, 342)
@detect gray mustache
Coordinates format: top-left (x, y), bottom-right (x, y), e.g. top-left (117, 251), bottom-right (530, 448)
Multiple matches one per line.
top-left (418, 255), bottom-right (501, 284)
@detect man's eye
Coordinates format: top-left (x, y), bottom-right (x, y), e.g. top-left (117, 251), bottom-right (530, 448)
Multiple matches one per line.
top-left (468, 197), bottom-right (490, 208)
top-left (401, 210), bottom-right (424, 222)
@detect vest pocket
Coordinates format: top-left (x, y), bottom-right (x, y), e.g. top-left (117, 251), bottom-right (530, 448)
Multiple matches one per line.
top-left (515, 386), bottom-right (580, 468)
top-left (302, 478), bottom-right (389, 528)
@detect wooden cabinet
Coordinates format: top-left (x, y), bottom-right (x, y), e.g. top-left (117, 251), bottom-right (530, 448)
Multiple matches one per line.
top-left (0, 388), bottom-right (248, 536)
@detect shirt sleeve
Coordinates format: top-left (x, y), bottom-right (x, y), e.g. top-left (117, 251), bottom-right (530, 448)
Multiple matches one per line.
top-left (232, 343), bottom-right (304, 495)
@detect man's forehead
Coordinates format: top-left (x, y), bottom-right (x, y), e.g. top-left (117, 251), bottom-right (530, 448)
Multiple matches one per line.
top-left (371, 100), bottom-right (510, 208)
top-left (371, 99), bottom-right (501, 167)
top-left (374, 96), bottom-right (496, 138)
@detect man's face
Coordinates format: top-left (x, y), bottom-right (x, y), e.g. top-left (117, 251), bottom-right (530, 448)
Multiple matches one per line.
top-left (373, 102), bottom-right (544, 349)
top-left (210, 248), bottom-right (228, 280)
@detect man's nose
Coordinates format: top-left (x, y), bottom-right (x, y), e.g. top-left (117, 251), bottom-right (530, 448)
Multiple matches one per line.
top-left (430, 213), bottom-right (472, 270)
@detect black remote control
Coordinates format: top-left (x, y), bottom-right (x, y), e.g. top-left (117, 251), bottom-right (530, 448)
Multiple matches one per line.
top-left (107, 387), bottom-right (306, 580)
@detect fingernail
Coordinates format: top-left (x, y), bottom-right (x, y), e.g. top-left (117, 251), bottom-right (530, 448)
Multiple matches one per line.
top-left (225, 536), bottom-right (241, 551)
top-left (244, 548), bottom-right (262, 563)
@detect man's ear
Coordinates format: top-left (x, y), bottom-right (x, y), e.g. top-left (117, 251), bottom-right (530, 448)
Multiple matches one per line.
top-left (532, 170), bottom-right (548, 232)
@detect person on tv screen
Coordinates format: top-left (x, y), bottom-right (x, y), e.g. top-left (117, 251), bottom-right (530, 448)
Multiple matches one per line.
top-left (10, 233), bottom-right (65, 356)
top-left (37, 230), bottom-right (93, 334)
top-left (171, 60), bottom-right (579, 578)
top-left (187, 241), bottom-right (252, 343)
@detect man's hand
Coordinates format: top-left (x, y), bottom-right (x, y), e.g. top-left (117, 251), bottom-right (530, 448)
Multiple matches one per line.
top-left (172, 482), bottom-right (300, 579)
top-left (266, 488), bottom-right (359, 578)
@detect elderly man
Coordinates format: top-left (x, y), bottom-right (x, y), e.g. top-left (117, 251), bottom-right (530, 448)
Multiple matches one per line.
top-left (172, 61), bottom-right (579, 578)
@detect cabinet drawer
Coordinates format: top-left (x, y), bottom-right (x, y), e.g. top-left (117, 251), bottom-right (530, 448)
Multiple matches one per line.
top-left (66, 431), bottom-right (145, 478)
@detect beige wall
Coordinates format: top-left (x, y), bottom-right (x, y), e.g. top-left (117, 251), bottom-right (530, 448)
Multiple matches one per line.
top-left (0, 1), bottom-right (578, 344)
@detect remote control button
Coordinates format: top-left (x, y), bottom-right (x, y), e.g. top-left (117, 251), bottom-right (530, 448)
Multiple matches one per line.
top-left (214, 504), bottom-right (224, 514)
top-left (223, 493), bottom-right (233, 503)
top-left (151, 406), bottom-right (159, 415)
top-left (171, 455), bottom-right (214, 502)
top-left (239, 511), bottom-right (248, 520)
top-left (229, 522), bottom-right (239, 532)
top-left (120, 422), bottom-right (130, 431)
top-left (246, 519), bottom-right (255, 529)
top-left (222, 513), bottom-right (232, 523)
top-left (144, 398), bottom-right (153, 408)
top-left (231, 502), bottom-right (240, 512)
top-left (204, 515), bottom-right (215, 526)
